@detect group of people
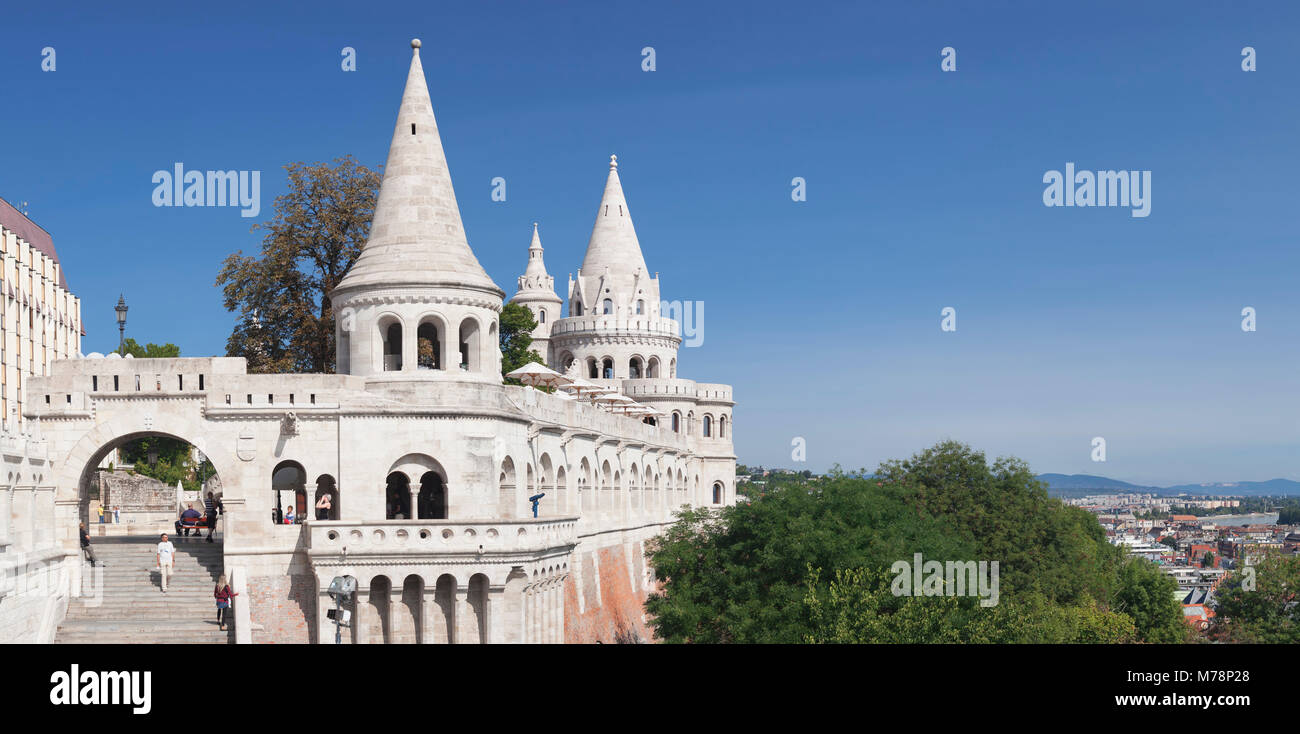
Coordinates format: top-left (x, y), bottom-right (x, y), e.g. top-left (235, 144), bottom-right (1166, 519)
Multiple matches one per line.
top-left (274, 492), bottom-right (333, 525)
top-left (175, 491), bottom-right (223, 542)
top-left (95, 504), bottom-right (120, 523)
top-left (153, 532), bottom-right (238, 630)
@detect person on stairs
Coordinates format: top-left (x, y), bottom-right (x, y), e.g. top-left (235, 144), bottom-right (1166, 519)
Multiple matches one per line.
top-left (214, 574), bottom-right (238, 631)
top-left (203, 492), bottom-right (219, 542)
top-left (79, 522), bottom-right (99, 567)
top-left (156, 533), bottom-right (176, 593)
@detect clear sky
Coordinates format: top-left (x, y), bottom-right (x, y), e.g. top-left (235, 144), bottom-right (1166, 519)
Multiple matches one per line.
top-left (3, 1), bottom-right (1298, 485)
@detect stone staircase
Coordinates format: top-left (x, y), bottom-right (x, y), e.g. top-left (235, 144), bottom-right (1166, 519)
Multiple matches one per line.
top-left (56, 535), bottom-right (233, 644)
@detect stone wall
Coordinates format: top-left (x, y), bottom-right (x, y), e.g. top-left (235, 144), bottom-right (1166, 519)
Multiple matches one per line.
top-left (565, 538), bottom-right (654, 644)
top-left (247, 572), bottom-right (315, 644)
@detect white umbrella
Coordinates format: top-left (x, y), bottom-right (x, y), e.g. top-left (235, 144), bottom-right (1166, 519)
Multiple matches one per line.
top-left (593, 393), bottom-right (635, 410)
top-left (562, 377), bottom-right (610, 400)
top-left (551, 389), bottom-right (576, 401)
top-left (505, 361), bottom-right (573, 388)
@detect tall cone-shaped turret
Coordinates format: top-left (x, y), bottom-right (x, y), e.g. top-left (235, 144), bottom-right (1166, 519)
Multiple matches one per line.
top-left (334, 39), bottom-right (501, 297)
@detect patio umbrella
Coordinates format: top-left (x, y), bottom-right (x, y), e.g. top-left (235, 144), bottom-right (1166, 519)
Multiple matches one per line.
top-left (505, 361), bottom-right (573, 389)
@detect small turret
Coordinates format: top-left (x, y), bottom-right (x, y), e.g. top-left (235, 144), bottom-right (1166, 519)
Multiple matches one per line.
top-left (509, 223), bottom-right (562, 365)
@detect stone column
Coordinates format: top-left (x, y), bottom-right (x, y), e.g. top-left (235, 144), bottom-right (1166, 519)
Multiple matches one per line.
top-left (455, 584), bottom-right (472, 644)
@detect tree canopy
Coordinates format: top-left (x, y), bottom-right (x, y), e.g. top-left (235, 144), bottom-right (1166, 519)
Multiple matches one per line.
top-left (499, 302), bottom-right (544, 381)
top-left (216, 156), bottom-right (381, 373)
top-left (117, 338), bottom-right (180, 358)
top-left (646, 440), bottom-right (1186, 643)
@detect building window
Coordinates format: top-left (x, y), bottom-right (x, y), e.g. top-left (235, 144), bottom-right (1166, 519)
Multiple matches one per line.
top-left (703, 415), bottom-right (712, 437)
top-left (602, 299), bottom-right (613, 315)
top-left (538, 309), bottom-right (546, 324)
top-left (383, 322), bottom-right (403, 371)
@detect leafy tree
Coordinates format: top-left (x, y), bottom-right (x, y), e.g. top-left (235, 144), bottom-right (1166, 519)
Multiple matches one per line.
top-left (1212, 553), bottom-right (1300, 643)
top-left (118, 338), bottom-right (181, 358)
top-left (499, 302), bottom-right (543, 381)
top-left (217, 156), bottom-right (381, 373)
top-left (117, 436), bottom-right (207, 493)
top-left (1113, 557), bottom-right (1190, 643)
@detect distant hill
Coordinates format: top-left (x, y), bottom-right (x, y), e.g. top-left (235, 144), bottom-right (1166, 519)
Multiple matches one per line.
top-left (1037, 474), bottom-right (1300, 497)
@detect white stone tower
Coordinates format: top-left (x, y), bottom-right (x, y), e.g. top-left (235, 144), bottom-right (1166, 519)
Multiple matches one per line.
top-left (551, 155), bottom-right (682, 380)
top-left (331, 39), bottom-right (505, 383)
top-left (508, 223), bottom-right (562, 366)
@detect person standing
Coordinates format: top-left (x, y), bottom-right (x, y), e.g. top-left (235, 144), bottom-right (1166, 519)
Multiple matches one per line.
top-left (112, 506), bottom-right (120, 524)
top-left (315, 492), bottom-right (332, 521)
top-left (203, 492), bottom-right (219, 543)
top-left (283, 505), bottom-right (295, 525)
top-left (156, 533), bottom-right (176, 593)
top-left (214, 574), bottom-right (238, 631)
top-left (97, 504), bottom-right (105, 524)
top-left (79, 522), bottom-right (98, 567)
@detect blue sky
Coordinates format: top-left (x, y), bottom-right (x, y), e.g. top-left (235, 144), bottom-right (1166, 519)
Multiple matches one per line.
top-left (3, 1), bottom-right (1298, 485)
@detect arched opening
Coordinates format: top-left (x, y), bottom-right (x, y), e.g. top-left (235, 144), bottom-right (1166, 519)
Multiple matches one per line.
top-left (636, 299), bottom-right (645, 315)
top-left (417, 321), bottom-right (441, 370)
top-left (672, 412), bottom-right (680, 433)
top-left (586, 357), bottom-right (598, 379)
top-left (579, 458), bottom-right (593, 513)
top-left (76, 431), bottom-right (223, 535)
top-left (687, 411), bottom-right (694, 436)
top-left (313, 474), bottom-right (338, 521)
top-left (382, 321), bottom-right (403, 371)
top-left (433, 574), bottom-right (456, 643)
top-left (703, 415), bottom-right (713, 437)
top-left (385, 472), bottom-right (411, 519)
top-left (272, 461), bottom-right (307, 525)
top-left (602, 357), bottom-right (614, 379)
top-left (629, 356), bottom-right (643, 379)
top-left (417, 471), bottom-right (446, 519)
top-left (713, 482), bottom-right (724, 505)
top-left (468, 573), bottom-right (489, 644)
top-left (459, 317), bottom-right (481, 372)
top-left (395, 575), bottom-right (423, 644)
top-left (555, 465), bottom-right (567, 514)
top-left (363, 576), bottom-right (391, 644)
top-left (498, 457), bottom-right (516, 517)
top-left (538, 309), bottom-right (547, 324)
top-left (719, 414), bottom-right (728, 438)
top-left (602, 299), bottom-right (613, 315)
top-left (560, 353), bottom-right (574, 373)
top-left (647, 357), bottom-right (659, 378)
top-left (574, 301), bottom-right (584, 316)
top-left (669, 358), bottom-right (676, 378)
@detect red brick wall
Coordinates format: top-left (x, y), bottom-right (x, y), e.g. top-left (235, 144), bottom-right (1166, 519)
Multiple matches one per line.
top-left (564, 543), bottom-right (654, 644)
top-left (248, 573), bottom-right (315, 643)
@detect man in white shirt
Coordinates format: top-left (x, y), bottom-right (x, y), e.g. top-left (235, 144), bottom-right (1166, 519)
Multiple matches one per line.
top-left (157, 533), bottom-right (177, 593)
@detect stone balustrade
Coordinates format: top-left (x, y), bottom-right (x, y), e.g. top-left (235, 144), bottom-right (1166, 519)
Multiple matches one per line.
top-left (307, 517), bottom-right (579, 559)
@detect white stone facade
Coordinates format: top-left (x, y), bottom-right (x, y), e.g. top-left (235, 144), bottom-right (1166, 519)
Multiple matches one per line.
top-left (23, 40), bottom-right (735, 643)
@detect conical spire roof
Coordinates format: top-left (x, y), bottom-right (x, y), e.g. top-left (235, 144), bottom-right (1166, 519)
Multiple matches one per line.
top-left (335, 39), bottom-right (501, 297)
top-left (523, 222), bottom-right (548, 278)
top-left (580, 155), bottom-right (650, 282)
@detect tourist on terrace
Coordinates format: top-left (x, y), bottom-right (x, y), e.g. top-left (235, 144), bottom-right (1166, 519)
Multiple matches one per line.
top-left (315, 492), bottom-right (332, 521)
top-left (177, 504), bottom-right (202, 537)
top-left (284, 505), bottom-right (295, 524)
top-left (203, 492), bottom-right (219, 542)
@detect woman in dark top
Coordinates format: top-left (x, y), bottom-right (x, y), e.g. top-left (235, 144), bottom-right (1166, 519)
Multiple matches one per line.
top-left (214, 574), bottom-right (238, 631)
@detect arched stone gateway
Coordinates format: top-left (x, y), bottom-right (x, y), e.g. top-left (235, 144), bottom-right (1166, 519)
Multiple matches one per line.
top-left (26, 40), bottom-right (735, 645)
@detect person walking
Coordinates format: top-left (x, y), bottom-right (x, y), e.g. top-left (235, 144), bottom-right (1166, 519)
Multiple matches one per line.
top-left (315, 492), bottom-right (332, 521)
top-left (79, 522), bottom-right (98, 567)
top-left (203, 492), bottom-right (219, 542)
top-left (156, 533), bottom-right (176, 593)
top-left (214, 574), bottom-right (238, 631)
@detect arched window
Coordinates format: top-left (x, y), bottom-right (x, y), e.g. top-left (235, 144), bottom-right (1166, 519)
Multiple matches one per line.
top-left (671, 412), bottom-right (680, 433)
top-left (271, 461), bottom-right (307, 525)
top-left (719, 415), bottom-right (727, 438)
top-left (636, 300), bottom-right (644, 315)
top-left (669, 358), bottom-right (676, 378)
top-left (687, 411), bottom-right (694, 436)
top-left (629, 357), bottom-right (642, 379)
top-left (417, 321), bottom-right (440, 370)
top-left (713, 482), bottom-right (724, 504)
top-left (602, 299), bottom-right (613, 315)
top-left (587, 357), bottom-right (599, 379)
top-left (703, 415), bottom-right (712, 437)
top-left (647, 357), bottom-right (659, 378)
top-left (574, 302), bottom-right (584, 316)
top-left (385, 472), bottom-right (411, 519)
top-left (417, 471), bottom-right (446, 519)
top-left (459, 318), bottom-right (480, 371)
top-left (602, 358), bottom-right (614, 379)
top-left (382, 321), bottom-right (402, 371)
top-left (538, 309), bottom-right (547, 324)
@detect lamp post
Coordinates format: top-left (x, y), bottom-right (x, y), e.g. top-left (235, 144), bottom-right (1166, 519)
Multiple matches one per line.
top-left (114, 295), bottom-right (128, 355)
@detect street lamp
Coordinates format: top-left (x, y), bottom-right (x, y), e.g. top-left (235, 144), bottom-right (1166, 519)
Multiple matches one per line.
top-left (114, 295), bottom-right (128, 355)
top-left (327, 576), bottom-right (356, 644)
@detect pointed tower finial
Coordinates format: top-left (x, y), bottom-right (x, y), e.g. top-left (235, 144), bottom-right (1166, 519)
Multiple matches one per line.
top-left (610, 154), bottom-right (618, 170)
top-left (411, 38), bottom-right (422, 50)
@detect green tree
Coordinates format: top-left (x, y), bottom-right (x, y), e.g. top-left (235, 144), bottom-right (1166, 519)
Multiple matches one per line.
top-left (217, 156), bottom-right (381, 373)
top-left (499, 302), bottom-right (544, 381)
top-left (1113, 557), bottom-right (1189, 643)
top-left (1212, 553), bottom-right (1300, 643)
top-left (118, 338), bottom-right (181, 358)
